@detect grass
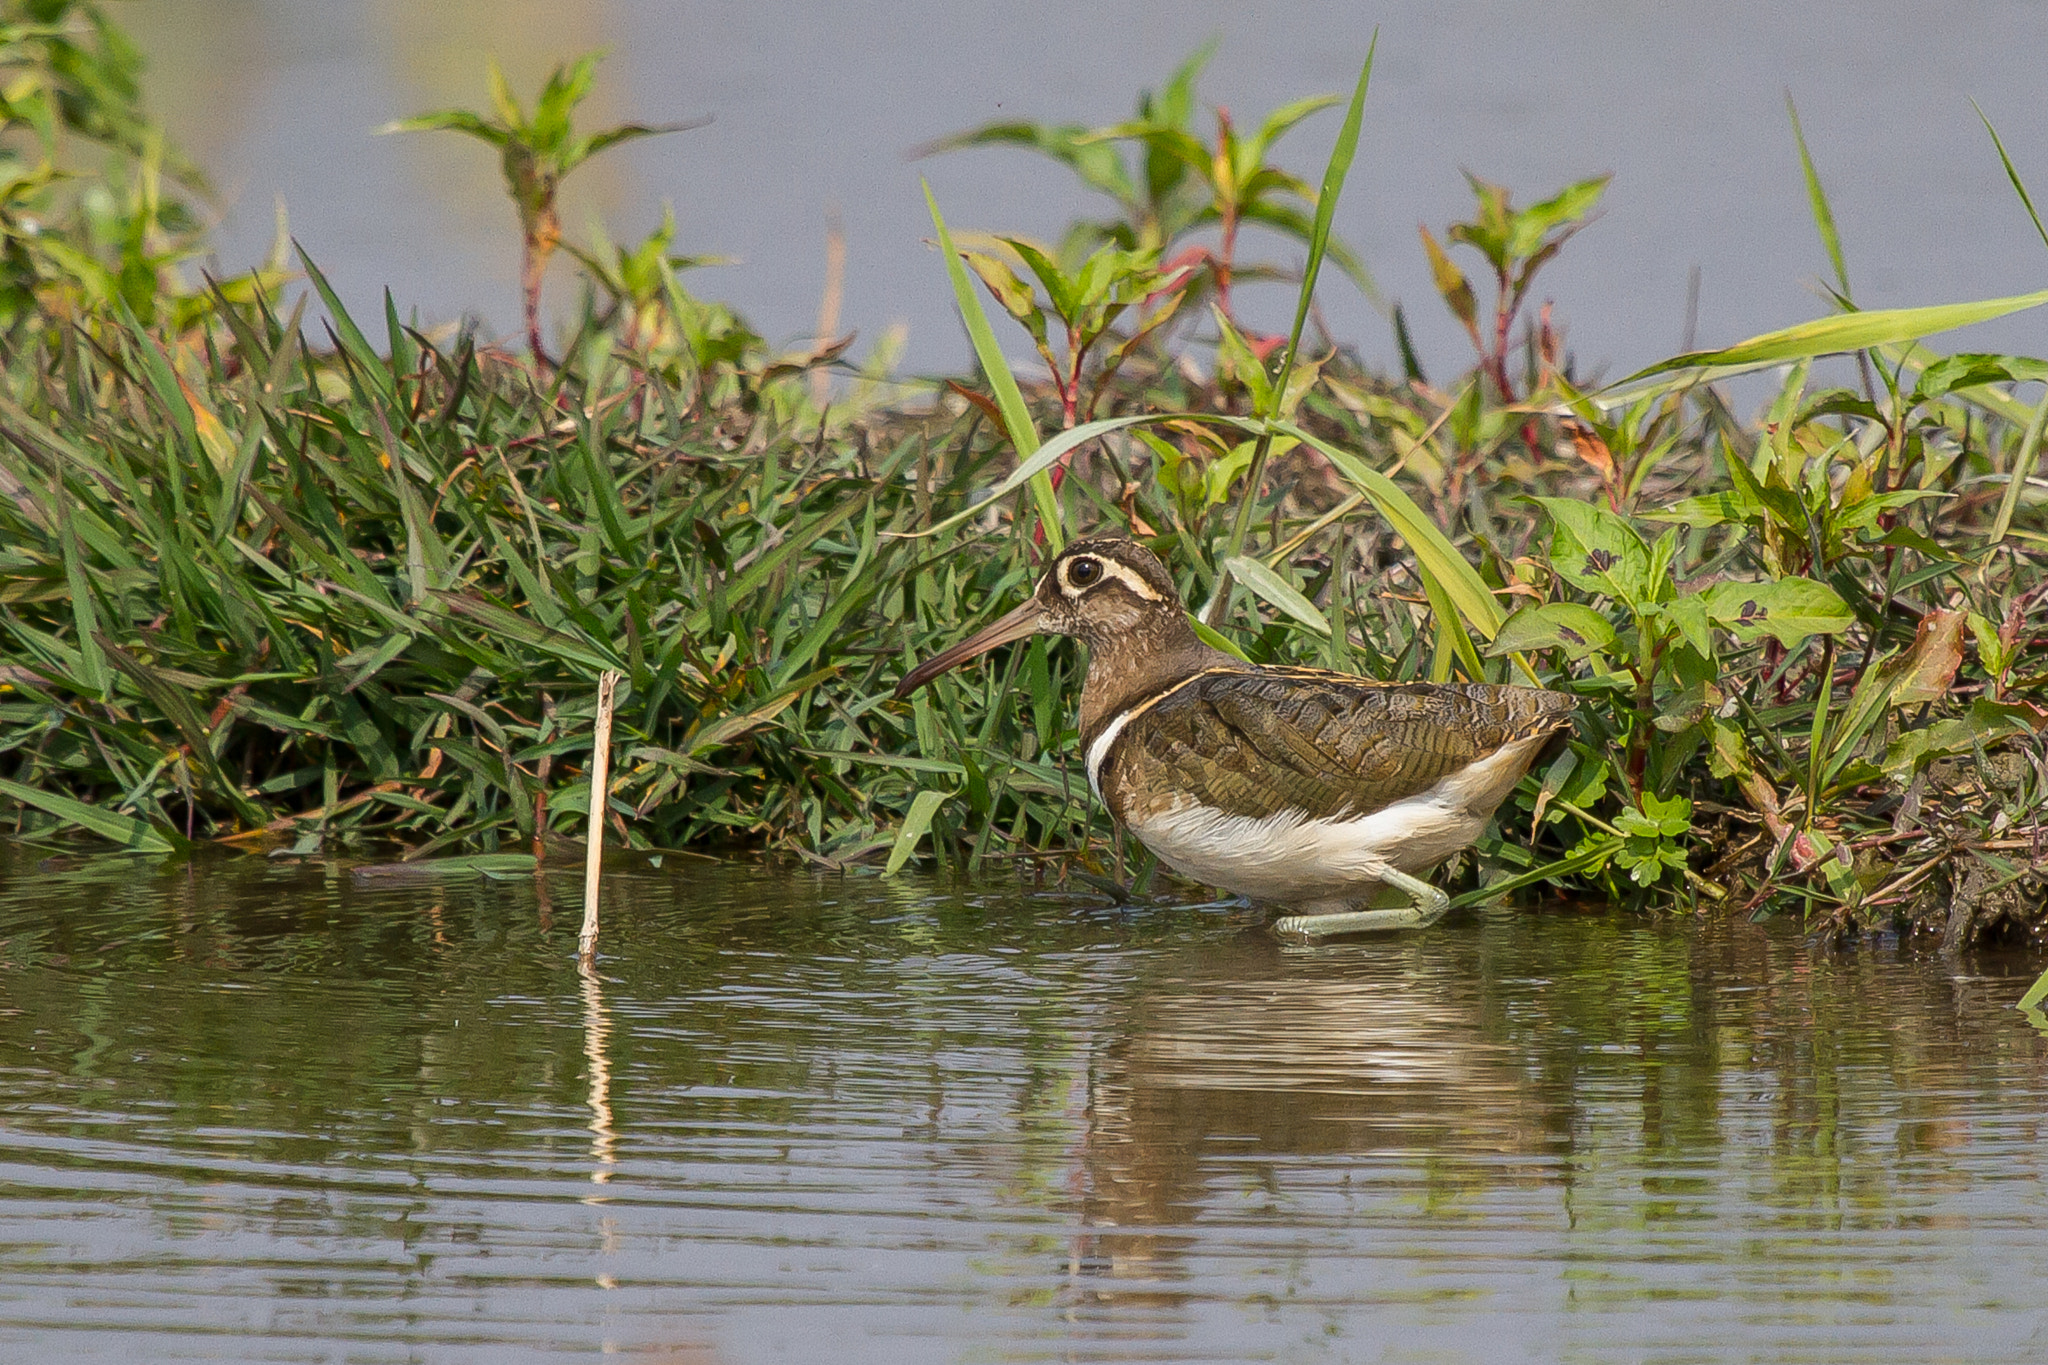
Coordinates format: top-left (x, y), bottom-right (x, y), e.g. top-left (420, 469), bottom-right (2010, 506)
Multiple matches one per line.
top-left (0, 23), bottom-right (2045, 953)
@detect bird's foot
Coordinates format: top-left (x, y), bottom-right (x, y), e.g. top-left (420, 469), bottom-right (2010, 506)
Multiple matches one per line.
top-left (1270, 870), bottom-right (1451, 938)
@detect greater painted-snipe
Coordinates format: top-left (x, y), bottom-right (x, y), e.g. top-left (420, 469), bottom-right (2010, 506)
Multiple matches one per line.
top-left (896, 537), bottom-right (1576, 936)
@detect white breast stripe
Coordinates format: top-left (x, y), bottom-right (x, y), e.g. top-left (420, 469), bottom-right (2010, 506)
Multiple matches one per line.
top-left (1085, 711), bottom-right (1131, 803)
top-left (1082, 669), bottom-right (1228, 804)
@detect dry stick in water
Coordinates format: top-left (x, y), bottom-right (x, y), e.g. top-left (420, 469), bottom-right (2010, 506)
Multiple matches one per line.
top-left (578, 671), bottom-right (621, 963)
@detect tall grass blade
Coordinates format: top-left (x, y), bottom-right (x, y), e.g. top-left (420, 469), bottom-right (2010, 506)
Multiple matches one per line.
top-left (1606, 289), bottom-right (2048, 395)
top-left (1786, 94), bottom-right (1852, 304)
top-left (1271, 35), bottom-right (1374, 411)
top-left (0, 777), bottom-right (179, 854)
top-left (1224, 555), bottom-right (1329, 635)
top-left (922, 181), bottom-right (1060, 550)
top-left (56, 490), bottom-right (108, 697)
top-left (1265, 419), bottom-right (1504, 637)
top-left (295, 243), bottom-right (392, 398)
top-left (1988, 387), bottom-right (2048, 549)
top-left (1212, 39), bottom-right (1375, 621)
top-left (1974, 101), bottom-right (2048, 253)
top-left (895, 413), bottom-right (1155, 539)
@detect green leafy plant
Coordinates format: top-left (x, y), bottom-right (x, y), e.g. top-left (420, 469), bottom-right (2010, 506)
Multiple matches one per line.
top-left (958, 237), bottom-right (1190, 432)
top-left (0, 0), bottom-right (273, 330)
top-left (383, 53), bottom-right (696, 365)
top-left (921, 42), bottom-right (1372, 334)
top-left (1421, 173), bottom-right (1608, 404)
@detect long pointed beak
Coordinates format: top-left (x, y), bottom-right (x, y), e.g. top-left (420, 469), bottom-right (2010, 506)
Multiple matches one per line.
top-left (893, 599), bottom-right (1046, 699)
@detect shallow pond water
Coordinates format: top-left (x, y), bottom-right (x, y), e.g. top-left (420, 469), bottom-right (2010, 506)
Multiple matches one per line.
top-left (0, 849), bottom-right (2044, 1362)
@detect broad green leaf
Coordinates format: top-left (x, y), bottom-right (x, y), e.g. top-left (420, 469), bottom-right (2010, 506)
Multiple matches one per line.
top-left (1701, 577), bottom-right (1854, 646)
top-left (1911, 351), bottom-right (2048, 403)
top-left (1646, 492), bottom-right (1753, 528)
top-left (1487, 602), bottom-right (1617, 661)
top-left (1505, 174), bottom-right (1610, 262)
top-left (1881, 699), bottom-right (2043, 783)
top-left (1533, 497), bottom-right (1652, 606)
top-left (1651, 596), bottom-right (1714, 659)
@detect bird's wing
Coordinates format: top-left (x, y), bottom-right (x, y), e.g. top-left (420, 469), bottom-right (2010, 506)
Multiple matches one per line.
top-left (1123, 668), bottom-right (1571, 822)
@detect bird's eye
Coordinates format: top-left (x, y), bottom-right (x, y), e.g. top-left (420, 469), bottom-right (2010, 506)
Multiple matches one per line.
top-left (1068, 557), bottom-right (1102, 588)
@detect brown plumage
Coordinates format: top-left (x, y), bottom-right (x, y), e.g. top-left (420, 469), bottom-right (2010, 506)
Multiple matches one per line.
top-left (896, 537), bottom-right (1577, 935)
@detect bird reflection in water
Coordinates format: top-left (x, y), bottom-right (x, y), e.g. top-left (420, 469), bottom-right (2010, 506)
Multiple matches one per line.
top-left (1059, 932), bottom-right (1558, 1305)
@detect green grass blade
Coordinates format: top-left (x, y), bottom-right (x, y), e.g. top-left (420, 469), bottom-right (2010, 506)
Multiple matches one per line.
top-left (1988, 386), bottom-right (2048, 549)
top-left (2020, 963), bottom-right (2048, 1013)
top-left (1606, 288), bottom-right (2048, 396)
top-left (295, 243), bottom-right (392, 398)
top-left (922, 181), bottom-right (1059, 550)
top-left (0, 776), bottom-right (179, 853)
top-left (885, 787), bottom-right (952, 874)
top-left (1224, 554), bottom-right (1329, 635)
top-left (896, 413), bottom-right (1156, 539)
top-left (1209, 38), bottom-right (1375, 624)
top-left (1271, 36), bottom-right (1374, 410)
top-left (1266, 419), bottom-right (1504, 637)
top-left (1974, 100), bottom-right (2048, 253)
top-left (56, 490), bottom-right (109, 697)
top-left (1786, 94), bottom-right (1852, 304)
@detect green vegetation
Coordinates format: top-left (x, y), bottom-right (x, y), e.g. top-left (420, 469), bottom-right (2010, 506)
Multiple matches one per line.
top-left (0, 12), bottom-right (2043, 952)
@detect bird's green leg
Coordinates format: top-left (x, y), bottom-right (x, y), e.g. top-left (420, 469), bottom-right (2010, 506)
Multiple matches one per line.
top-left (1270, 869), bottom-right (1451, 938)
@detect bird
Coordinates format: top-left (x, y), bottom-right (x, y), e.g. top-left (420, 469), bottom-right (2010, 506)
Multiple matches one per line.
top-left (894, 536), bottom-right (1577, 937)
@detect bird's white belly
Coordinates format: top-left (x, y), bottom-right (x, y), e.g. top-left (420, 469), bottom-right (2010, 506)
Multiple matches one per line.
top-left (1131, 793), bottom-right (1483, 903)
top-left (1120, 729), bottom-right (1550, 907)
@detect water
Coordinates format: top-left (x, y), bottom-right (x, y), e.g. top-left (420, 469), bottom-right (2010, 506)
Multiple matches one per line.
top-left (1, 850), bottom-right (2044, 1362)
top-left (125, 1), bottom-right (2048, 385)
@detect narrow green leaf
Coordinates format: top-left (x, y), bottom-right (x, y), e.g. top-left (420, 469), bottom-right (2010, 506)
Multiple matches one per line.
top-left (1225, 555), bottom-right (1329, 635)
top-left (1974, 101), bottom-right (2048, 254)
top-left (1188, 615), bottom-right (1252, 662)
top-left (2019, 964), bottom-right (2048, 1014)
top-left (885, 788), bottom-right (952, 875)
top-left (1786, 94), bottom-right (1852, 303)
top-left (1609, 289), bottom-right (2048, 392)
top-left (0, 777), bottom-right (177, 853)
top-left (1268, 419), bottom-right (1503, 637)
top-left (1271, 36), bottom-right (1373, 409)
top-left (1989, 386), bottom-right (2048, 549)
top-left (296, 244), bottom-right (393, 398)
top-left (897, 413), bottom-right (1156, 539)
top-left (922, 182), bottom-right (1059, 550)
top-left (56, 489), bottom-right (107, 697)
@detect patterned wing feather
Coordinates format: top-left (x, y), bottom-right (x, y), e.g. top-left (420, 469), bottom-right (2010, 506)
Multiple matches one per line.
top-left (1121, 668), bottom-right (1574, 822)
